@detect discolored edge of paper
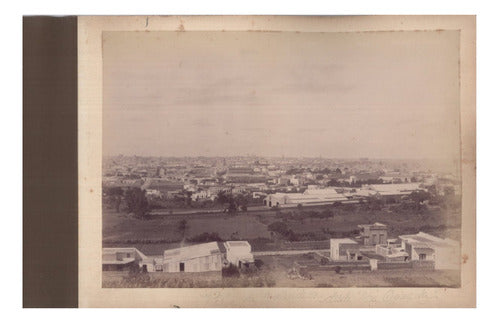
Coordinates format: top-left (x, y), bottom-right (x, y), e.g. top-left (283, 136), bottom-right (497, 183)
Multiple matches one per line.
top-left (78, 15), bottom-right (476, 308)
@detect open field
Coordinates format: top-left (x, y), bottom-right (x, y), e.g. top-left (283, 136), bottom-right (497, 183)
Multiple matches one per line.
top-left (103, 203), bottom-right (461, 255)
top-left (103, 210), bottom-right (272, 255)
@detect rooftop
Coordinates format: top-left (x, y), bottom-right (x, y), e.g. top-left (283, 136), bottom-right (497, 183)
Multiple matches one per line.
top-left (399, 232), bottom-right (459, 248)
top-left (414, 247), bottom-right (435, 254)
top-left (358, 222), bottom-right (387, 229)
top-left (367, 183), bottom-right (422, 192)
top-left (225, 241), bottom-right (250, 247)
top-left (163, 242), bottom-right (221, 261)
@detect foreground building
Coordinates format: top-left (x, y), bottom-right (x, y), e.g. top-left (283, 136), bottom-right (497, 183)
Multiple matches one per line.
top-left (162, 242), bottom-right (223, 273)
top-left (103, 241), bottom-right (256, 273)
top-left (102, 247), bottom-right (148, 271)
top-left (223, 241), bottom-right (254, 268)
top-left (399, 232), bottom-right (460, 270)
top-left (358, 222), bottom-right (388, 246)
top-left (330, 238), bottom-right (362, 261)
top-left (329, 225), bottom-right (459, 271)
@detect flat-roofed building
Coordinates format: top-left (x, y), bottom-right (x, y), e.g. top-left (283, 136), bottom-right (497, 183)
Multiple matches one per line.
top-left (399, 232), bottom-right (460, 270)
top-left (358, 223), bottom-right (388, 246)
top-left (224, 241), bottom-right (254, 268)
top-left (330, 238), bottom-right (362, 261)
top-left (375, 244), bottom-right (409, 262)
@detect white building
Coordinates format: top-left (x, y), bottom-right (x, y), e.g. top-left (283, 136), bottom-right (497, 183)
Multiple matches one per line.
top-left (145, 189), bottom-right (162, 198)
top-left (162, 242), bottom-right (223, 273)
top-left (223, 241), bottom-right (254, 268)
top-left (102, 247), bottom-right (149, 271)
top-left (399, 232), bottom-right (460, 270)
top-left (264, 188), bottom-right (348, 207)
top-left (191, 190), bottom-right (211, 201)
top-left (363, 183), bottom-right (423, 197)
top-left (330, 238), bottom-right (361, 261)
top-left (290, 176), bottom-right (302, 186)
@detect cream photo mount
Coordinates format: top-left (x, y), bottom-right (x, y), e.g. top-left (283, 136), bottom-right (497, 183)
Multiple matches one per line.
top-left (78, 15), bottom-right (476, 308)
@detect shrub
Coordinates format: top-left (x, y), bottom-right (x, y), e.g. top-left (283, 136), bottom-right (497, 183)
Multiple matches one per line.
top-left (188, 232), bottom-right (223, 243)
top-left (241, 264), bottom-right (259, 276)
top-left (265, 276), bottom-right (276, 287)
top-left (254, 259), bottom-right (264, 269)
top-left (255, 277), bottom-right (265, 287)
top-left (268, 221), bottom-right (289, 236)
top-left (222, 263), bottom-right (240, 278)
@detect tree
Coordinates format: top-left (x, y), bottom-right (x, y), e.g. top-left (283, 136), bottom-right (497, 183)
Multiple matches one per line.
top-left (365, 196), bottom-right (384, 211)
top-left (254, 259), bottom-right (264, 269)
top-left (216, 191), bottom-right (229, 205)
top-left (268, 221), bottom-right (290, 236)
top-left (235, 194), bottom-right (249, 212)
top-left (184, 190), bottom-right (193, 206)
top-left (409, 191), bottom-right (431, 204)
top-left (227, 197), bottom-right (238, 214)
top-left (222, 263), bottom-right (240, 278)
top-left (188, 232), bottom-right (222, 243)
top-left (124, 187), bottom-right (150, 219)
top-left (106, 186), bottom-right (124, 212)
top-left (177, 219), bottom-right (188, 236)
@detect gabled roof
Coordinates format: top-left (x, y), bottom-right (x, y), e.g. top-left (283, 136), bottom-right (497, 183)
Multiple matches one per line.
top-left (163, 242), bottom-right (221, 262)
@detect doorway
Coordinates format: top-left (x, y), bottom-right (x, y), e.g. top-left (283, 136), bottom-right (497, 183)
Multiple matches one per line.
top-left (180, 262), bottom-right (185, 272)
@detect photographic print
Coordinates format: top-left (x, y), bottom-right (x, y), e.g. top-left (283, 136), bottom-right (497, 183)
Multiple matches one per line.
top-left (78, 16), bottom-right (475, 307)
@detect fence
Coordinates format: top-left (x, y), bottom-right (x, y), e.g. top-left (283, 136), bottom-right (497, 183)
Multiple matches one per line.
top-left (377, 261), bottom-right (412, 270)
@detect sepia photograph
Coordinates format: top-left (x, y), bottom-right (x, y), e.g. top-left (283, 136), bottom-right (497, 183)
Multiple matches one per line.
top-left (101, 28), bottom-right (462, 288)
top-left (77, 15), bottom-right (475, 307)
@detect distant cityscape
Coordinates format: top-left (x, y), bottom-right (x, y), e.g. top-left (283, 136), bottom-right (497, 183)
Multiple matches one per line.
top-left (103, 155), bottom-right (460, 211)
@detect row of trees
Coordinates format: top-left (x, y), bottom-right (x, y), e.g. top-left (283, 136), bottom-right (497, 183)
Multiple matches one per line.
top-left (215, 191), bottom-right (249, 213)
top-left (104, 186), bottom-right (150, 219)
top-left (104, 187), bottom-right (257, 220)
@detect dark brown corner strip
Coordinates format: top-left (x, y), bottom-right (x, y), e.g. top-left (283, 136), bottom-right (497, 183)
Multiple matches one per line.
top-left (23, 16), bottom-right (78, 308)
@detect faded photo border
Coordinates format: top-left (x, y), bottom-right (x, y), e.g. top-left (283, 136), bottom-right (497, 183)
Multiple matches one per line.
top-left (78, 15), bottom-right (476, 308)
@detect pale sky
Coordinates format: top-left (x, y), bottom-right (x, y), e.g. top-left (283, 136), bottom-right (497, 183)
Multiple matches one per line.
top-left (103, 30), bottom-right (460, 160)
